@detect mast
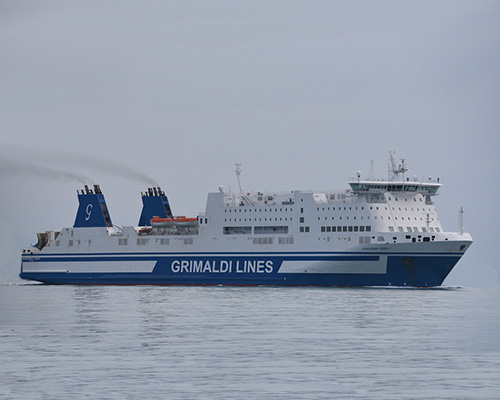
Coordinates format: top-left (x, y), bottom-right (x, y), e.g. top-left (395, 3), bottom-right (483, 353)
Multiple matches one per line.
top-left (235, 163), bottom-right (254, 206)
top-left (388, 151), bottom-right (408, 181)
top-left (458, 207), bottom-right (464, 234)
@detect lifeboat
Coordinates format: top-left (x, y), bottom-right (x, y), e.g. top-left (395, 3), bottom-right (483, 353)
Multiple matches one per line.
top-left (174, 216), bottom-right (198, 227)
top-left (138, 227), bottom-right (153, 234)
top-left (150, 216), bottom-right (174, 228)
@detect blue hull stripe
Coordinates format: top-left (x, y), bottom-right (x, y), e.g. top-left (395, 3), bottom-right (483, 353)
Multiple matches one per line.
top-left (20, 254), bottom-right (462, 287)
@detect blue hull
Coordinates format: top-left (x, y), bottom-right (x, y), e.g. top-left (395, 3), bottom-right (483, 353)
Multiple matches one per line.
top-left (20, 253), bottom-right (461, 287)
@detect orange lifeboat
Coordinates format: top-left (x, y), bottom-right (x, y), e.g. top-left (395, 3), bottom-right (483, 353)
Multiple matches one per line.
top-left (150, 216), bottom-right (174, 228)
top-left (174, 216), bottom-right (199, 227)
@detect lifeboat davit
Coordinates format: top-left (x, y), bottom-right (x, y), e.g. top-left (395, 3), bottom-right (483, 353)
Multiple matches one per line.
top-left (150, 216), bottom-right (174, 228)
top-left (174, 216), bottom-right (198, 227)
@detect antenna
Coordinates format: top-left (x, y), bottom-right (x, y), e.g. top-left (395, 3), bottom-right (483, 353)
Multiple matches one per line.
top-left (388, 151), bottom-right (397, 180)
top-left (235, 163), bottom-right (243, 194)
top-left (458, 207), bottom-right (464, 234)
top-left (399, 158), bottom-right (408, 181)
top-left (369, 160), bottom-right (374, 180)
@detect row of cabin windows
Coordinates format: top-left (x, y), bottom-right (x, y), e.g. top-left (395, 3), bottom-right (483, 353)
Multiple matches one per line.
top-left (315, 205), bottom-right (434, 212)
top-left (253, 237), bottom-right (295, 245)
top-left (65, 240), bottom-right (87, 246)
top-left (317, 216), bottom-right (367, 220)
top-left (317, 206), bottom-right (365, 211)
top-left (316, 215), bottom-right (436, 222)
top-left (226, 217), bottom-right (292, 222)
top-left (226, 208), bottom-right (291, 213)
top-left (321, 226), bottom-right (372, 233)
top-left (387, 197), bottom-right (425, 202)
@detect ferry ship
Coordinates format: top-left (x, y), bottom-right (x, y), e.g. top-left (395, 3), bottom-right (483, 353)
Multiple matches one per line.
top-left (20, 153), bottom-right (473, 286)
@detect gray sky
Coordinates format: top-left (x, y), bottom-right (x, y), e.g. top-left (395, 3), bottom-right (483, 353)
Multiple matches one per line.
top-left (1, 0), bottom-right (499, 286)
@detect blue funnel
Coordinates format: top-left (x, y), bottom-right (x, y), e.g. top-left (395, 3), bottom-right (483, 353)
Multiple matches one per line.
top-left (138, 187), bottom-right (173, 226)
top-left (74, 185), bottom-right (112, 228)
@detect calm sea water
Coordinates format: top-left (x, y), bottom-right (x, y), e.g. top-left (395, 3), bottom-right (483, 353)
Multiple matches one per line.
top-left (1, 284), bottom-right (499, 400)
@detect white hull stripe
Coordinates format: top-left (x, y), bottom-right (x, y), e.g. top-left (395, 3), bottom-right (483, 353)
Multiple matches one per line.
top-left (278, 257), bottom-right (387, 274)
top-left (22, 260), bottom-right (157, 274)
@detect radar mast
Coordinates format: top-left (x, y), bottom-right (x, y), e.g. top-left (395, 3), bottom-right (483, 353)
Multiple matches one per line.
top-left (388, 151), bottom-right (408, 181)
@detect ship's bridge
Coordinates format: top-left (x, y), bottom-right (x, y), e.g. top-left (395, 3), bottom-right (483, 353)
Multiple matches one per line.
top-left (349, 152), bottom-right (442, 196)
top-left (348, 180), bottom-right (442, 195)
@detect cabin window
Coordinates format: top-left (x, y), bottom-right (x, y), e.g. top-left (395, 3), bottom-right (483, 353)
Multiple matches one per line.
top-left (223, 226), bottom-right (251, 235)
top-left (359, 236), bottom-right (371, 244)
top-left (253, 237), bottom-right (273, 245)
top-left (255, 226), bottom-right (288, 234)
